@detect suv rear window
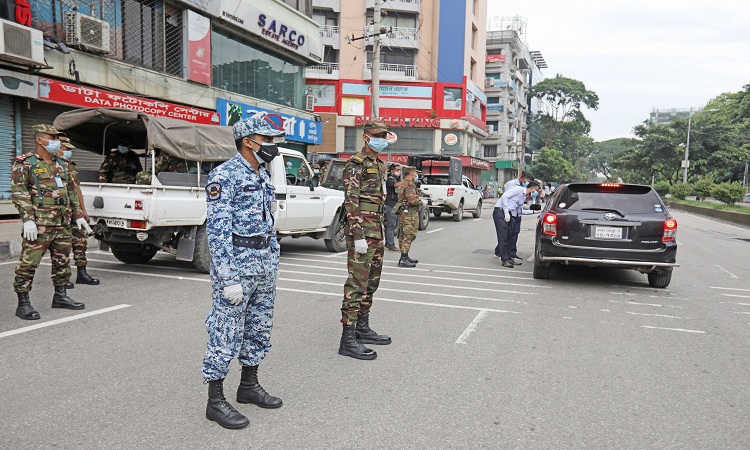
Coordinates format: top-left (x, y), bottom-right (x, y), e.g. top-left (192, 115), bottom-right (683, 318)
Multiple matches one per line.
top-left (556, 184), bottom-right (663, 214)
top-left (422, 175), bottom-right (450, 185)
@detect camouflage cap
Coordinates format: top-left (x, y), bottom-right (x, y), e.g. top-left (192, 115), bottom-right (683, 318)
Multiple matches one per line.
top-left (32, 124), bottom-right (61, 135)
top-left (59, 136), bottom-right (76, 149)
top-left (363, 120), bottom-right (388, 134)
top-left (233, 116), bottom-right (286, 140)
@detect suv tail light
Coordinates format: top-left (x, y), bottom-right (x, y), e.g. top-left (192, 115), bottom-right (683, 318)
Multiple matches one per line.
top-left (542, 213), bottom-right (557, 236)
top-left (662, 218), bottom-right (677, 242)
top-left (447, 187), bottom-right (455, 196)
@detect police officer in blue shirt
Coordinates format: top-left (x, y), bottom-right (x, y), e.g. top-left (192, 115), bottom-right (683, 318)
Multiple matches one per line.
top-left (493, 181), bottom-right (540, 268)
top-left (503, 171), bottom-right (535, 265)
top-left (202, 117), bottom-right (283, 429)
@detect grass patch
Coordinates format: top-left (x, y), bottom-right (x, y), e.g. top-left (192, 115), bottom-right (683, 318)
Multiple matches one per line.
top-left (671, 199), bottom-right (750, 213)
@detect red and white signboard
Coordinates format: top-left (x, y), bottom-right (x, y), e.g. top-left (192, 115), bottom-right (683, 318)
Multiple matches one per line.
top-left (486, 54), bottom-right (506, 63)
top-left (37, 78), bottom-right (220, 124)
top-left (187, 10), bottom-right (211, 85)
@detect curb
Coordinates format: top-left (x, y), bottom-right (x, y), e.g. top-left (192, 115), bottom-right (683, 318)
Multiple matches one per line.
top-left (667, 201), bottom-right (750, 228)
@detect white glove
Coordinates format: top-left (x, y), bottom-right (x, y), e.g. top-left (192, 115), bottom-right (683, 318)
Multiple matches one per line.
top-left (76, 217), bottom-right (93, 234)
top-left (23, 221), bottom-right (37, 241)
top-left (354, 238), bottom-right (368, 255)
top-left (223, 283), bottom-right (244, 305)
top-left (504, 211), bottom-right (511, 222)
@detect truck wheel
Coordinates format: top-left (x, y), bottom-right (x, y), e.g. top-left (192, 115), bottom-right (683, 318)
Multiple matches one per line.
top-left (433, 211), bottom-right (442, 218)
top-left (325, 214), bottom-right (347, 252)
top-left (452, 201), bottom-right (464, 222)
top-left (647, 268), bottom-right (672, 288)
top-left (111, 244), bottom-right (158, 265)
top-left (418, 205), bottom-right (430, 230)
top-left (192, 224), bottom-right (211, 273)
top-left (472, 200), bottom-right (482, 218)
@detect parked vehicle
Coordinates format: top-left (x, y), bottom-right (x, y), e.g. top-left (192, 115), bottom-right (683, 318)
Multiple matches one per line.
top-left (742, 192), bottom-right (750, 203)
top-left (53, 108), bottom-right (346, 273)
top-left (408, 155), bottom-right (482, 222)
top-left (320, 158), bottom-right (430, 230)
top-left (533, 182), bottom-right (679, 288)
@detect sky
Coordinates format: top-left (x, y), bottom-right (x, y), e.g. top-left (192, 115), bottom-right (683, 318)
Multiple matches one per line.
top-left (486, 0), bottom-right (750, 142)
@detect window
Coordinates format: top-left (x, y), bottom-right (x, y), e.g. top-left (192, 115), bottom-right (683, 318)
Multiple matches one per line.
top-left (484, 145), bottom-right (497, 158)
top-left (487, 48), bottom-right (503, 55)
top-left (471, 25), bottom-right (477, 50)
top-left (486, 120), bottom-right (498, 131)
top-left (212, 28), bottom-right (305, 109)
top-left (444, 87), bottom-right (463, 110)
top-left (123, 0), bottom-right (183, 76)
top-left (487, 97), bottom-right (500, 104)
top-left (470, 59), bottom-right (476, 80)
top-left (367, 48), bottom-right (416, 66)
top-left (367, 12), bottom-right (417, 29)
top-left (283, 154), bottom-right (311, 186)
top-left (487, 73), bottom-right (501, 80)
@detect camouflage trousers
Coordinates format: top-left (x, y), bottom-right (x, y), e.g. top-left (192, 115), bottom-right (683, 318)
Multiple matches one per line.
top-left (341, 235), bottom-right (384, 325)
top-left (71, 227), bottom-right (88, 267)
top-left (398, 210), bottom-right (419, 254)
top-left (202, 273), bottom-right (277, 382)
top-left (14, 225), bottom-right (72, 293)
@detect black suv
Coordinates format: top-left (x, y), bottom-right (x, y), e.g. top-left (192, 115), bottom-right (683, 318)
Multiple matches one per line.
top-left (533, 183), bottom-right (679, 288)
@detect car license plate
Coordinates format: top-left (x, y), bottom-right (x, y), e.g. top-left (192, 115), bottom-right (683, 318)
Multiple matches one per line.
top-left (594, 226), bottom-right (623, 239)
top-left (105, 218), bottom-right (126, 228)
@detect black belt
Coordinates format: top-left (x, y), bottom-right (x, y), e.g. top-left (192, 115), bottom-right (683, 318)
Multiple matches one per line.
top-left (232, 234), bottom-right (272, 249)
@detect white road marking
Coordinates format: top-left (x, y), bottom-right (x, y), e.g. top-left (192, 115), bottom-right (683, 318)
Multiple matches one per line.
top-left (721, 294), bottom-right (750, 299)
top-left (279, 262), bottom-right (543, 287)
top-left (731, 312), bottom-right (750, 315)
top-left (710, 286), bottom-right (750, 292)
top-left (280, 269), bottom-right (534, 295)
top-left (641, 325), bottom-right (705, 334)
top-left (610, 292), bottom-right (638, 296)
top-left (473, 219), bottom-right (482, 222)
top-left (611, 284), bottom-right (671, 292)
top-left (626, 312), bottom-right (682, 319)
top-left (41, 263), bottom-right (210, 282)
top-left (426, 228), bottom-right (444, 234)
top-left (455, 310), bottom-right (489, 344)
top-left (720, 302), bottom-right (750, 306)
top-left (325, 252), bottom-right (348, 258)
top-left (715, 265), bottom-right (739, 279)
top-left (84, 257), bottom-right (191, 271)
top-left (279, 277), bottom-right (526, 304)
top-left (0, 304), bottom-right (131, 339)
top-left (601, 309), bottom-right (611, 312)
top-left (648, 295), bottom-right (691, 301)
top-left (0, 260), bottom-right (18, 266)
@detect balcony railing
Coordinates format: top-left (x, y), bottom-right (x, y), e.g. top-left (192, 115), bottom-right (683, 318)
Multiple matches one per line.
top-left (319, 25), bottom-right (340, 39)
top-left (307, 63), bottom-right (340, 80)
top-left (365, 62), bottom-right (418, 80)
top-left (365, 0), bottom-right (420, 12)
top-left (367, 25), bottom-right (419, 48)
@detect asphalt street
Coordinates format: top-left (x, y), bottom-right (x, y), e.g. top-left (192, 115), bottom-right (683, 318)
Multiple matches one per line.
top-left (1, 205), bottom-right (749, 449)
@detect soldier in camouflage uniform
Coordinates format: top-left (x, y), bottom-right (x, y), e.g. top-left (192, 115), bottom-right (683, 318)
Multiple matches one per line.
top-left (56, 137), bottom-right (100, 288)
top-left (201, 116), bottom-right (284, 430)
top-left (395, 166), bottom-right (423, 267)
top-left (338, 120), bottom-right (393, 361)
top-left (98, 137), bottom-right (142, 184)
top-left (135, 150), bottom-right (198, 184)
top-left (11, 125), bottom-right (93, 320)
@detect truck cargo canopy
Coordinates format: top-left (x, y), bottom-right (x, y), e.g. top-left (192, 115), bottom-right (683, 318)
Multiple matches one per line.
top-left (53, 108), bottom-right (237, 162)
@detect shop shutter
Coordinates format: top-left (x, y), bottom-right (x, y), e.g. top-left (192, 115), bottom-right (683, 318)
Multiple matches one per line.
top-left (20, 101), bottom-right (105, 172)
top-left (0, 96), bottom-right (16, 199)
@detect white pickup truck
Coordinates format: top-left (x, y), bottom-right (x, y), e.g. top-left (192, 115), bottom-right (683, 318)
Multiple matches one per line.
top-left (407, 156), bottom-right (482, 222)
top-left (53, 108), bottom-right (346, 273)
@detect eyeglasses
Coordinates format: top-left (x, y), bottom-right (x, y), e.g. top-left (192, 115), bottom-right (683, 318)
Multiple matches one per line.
top-left (0, 76), bottom-right (34, 90)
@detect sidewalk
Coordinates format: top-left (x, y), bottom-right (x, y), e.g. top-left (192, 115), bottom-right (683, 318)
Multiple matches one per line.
top-left (0, 219), bottom-right (22, 261)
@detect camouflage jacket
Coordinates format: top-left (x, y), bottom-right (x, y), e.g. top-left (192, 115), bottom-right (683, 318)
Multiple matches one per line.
top-left (396, 179), bottom-right (423, 212)
top-left (154, 153), bottom-right (198, 174)
top-left (11, 153), bottom-right (83, 227)
top-left (98, 150), bottom-right (143, 183)
top-left (342, 149), bottom-right (387, 240)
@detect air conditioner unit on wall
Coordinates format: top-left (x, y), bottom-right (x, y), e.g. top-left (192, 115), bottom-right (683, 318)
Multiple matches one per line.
top-left (65, 13), bottom-right (110, 54)
top-left (305, 95), bottom-right (315, 112)
top-left (0, 19), bottom-right (45, 67)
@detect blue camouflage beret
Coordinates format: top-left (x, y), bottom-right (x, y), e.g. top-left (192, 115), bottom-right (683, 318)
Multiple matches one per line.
top-left (233, 115), bottom-right (286, 140)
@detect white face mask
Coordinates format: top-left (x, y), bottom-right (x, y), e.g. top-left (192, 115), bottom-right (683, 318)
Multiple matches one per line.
top-left (118, 145), bottom-right (129, 154)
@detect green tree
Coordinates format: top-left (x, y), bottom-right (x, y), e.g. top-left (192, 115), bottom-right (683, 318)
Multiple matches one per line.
top-left (531, 147), bottom-right (584, 184)
top-left (693, 178), bottom-right (714, 201)
top-left (589, 138), bottom-right (638, 180)
top-left (669, 183), bottom-right (692, 200)
top-left (530, 75), bottom-right (599, 149)
top-left (710, 182), bottom-right (747, 205)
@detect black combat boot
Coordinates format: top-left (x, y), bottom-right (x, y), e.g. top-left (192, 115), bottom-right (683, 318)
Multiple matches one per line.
top-left (406, 254), bottom-right (418, 264)
top-left (65, 281), bottom-right (75, 289)
top-left (15, 292), bottom-right (40, 320)
top-left (206, 379), bottom-right (249, 429)
top-left (76, 266), bottom-right (100, 285)
top-left (338, 325), bottom-right (377, 360)
top-left (355, 314), bottom-right (392, 345)
top-left (398, 253), bottom-right (416, 267)
top-left (52, 286), bottom-right (85, 310)
top-left (236, 365), bottom-right (283, 408)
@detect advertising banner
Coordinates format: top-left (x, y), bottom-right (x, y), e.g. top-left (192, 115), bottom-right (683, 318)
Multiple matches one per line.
top-left (217, 98), bottom-right (322, 145)
top-left (186, 10), bottom-right (211, 85)
top-left (37, 78), bottom-right (220, 124)
top-left (0, 67), bottom-right (37, 99)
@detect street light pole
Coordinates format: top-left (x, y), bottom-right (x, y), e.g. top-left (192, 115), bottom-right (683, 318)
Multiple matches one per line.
top-left (682, 114), bottom-right (692, 184)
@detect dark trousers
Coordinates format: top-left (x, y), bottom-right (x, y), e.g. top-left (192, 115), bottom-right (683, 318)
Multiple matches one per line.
top-left (492, 207), bottom-right (512, 261)
top-left (384, 205), bottom-right (399, 248)
top-left (508, 215), bottom-right (522, 258)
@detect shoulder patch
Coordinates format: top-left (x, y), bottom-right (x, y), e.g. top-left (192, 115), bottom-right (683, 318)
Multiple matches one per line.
top-left (206, 182), bottom-right (222, 202)
top-left (15, 152), bottom-right (34, 162)
top-left (351, 154), bottom-right (365, 163)
top-left (366, 168), bottom-right (379, 174)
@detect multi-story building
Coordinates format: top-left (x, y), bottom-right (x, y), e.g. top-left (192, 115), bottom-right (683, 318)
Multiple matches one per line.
top-left (305, 0), bottom-right (492, 185)
top-left (0, 0), bottom-right (323, 215)
top-left (649, 108), bottom-right (704, 125)
top-left (481, 16), bottom-right (537, 188)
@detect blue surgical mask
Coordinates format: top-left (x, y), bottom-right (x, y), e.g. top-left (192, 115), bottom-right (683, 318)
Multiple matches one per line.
top-left (531, 190), bottom-right (538, 199)
top-left (62, 150), bottom-right (73, 159)
top-left (522, 181), bottom-right (529, 187)
top-left (367, 137), bottom-right (389, 152)
top-left (44, 139), bottom-right (61, 153)
top-left (118, 145), bottom-right (129, 154)
top-left (313, 169), bottom-right (320, 174)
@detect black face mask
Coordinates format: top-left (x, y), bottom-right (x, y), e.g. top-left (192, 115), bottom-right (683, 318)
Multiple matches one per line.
top-left (255, 142), bottom-right (279, 163)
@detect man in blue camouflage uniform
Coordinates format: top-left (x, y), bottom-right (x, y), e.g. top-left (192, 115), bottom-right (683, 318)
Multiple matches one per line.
top-left (201, 117), bottom-right (283, 430)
